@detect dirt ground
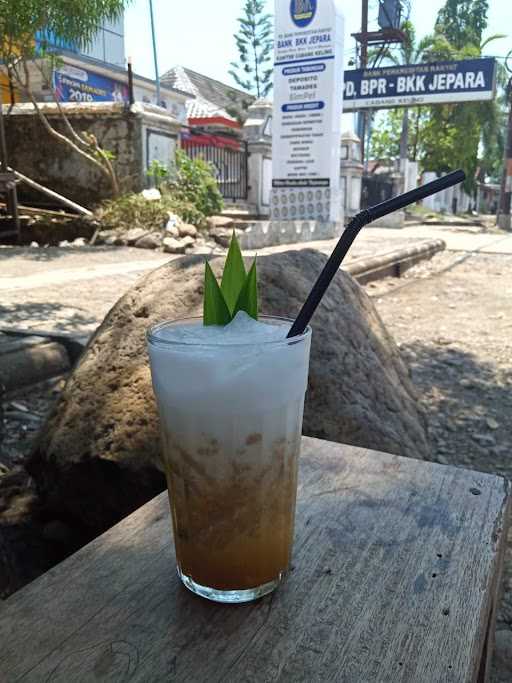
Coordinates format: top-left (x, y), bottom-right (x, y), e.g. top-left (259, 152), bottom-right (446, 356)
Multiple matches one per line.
top-left (370, 251), bottom-right (512, 682)
top-left (1, 241), bottom-right (511, 680)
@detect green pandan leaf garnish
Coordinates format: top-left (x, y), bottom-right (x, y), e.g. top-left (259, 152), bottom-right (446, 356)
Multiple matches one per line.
top-left (220, 232), bottom-right (246, 313)
top-left (203, 260), bottom-right (232, 326)
top-left (232, 258), bottom-right (258, 320)
top-left (203, 232), bottom-right (258, 325)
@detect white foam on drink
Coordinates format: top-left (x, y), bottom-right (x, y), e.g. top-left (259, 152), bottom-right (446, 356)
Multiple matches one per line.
top-left (148, 311), bottom-right (311, 425)
top-left (156, 311), bottom-right (290, 346)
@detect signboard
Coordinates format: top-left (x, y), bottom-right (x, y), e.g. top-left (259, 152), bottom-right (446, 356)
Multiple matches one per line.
top-left (343, 58), bottom-right (496, 110)
top-left (53, 65), bottom-right (129, 103)
top-left (272, 0), bottom-right (344, 223)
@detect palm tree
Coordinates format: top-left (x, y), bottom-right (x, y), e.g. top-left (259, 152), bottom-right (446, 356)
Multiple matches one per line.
top-left (419, 30), bottom-right (507, 189)
top-left (373, 21), bottom-right (505, 164)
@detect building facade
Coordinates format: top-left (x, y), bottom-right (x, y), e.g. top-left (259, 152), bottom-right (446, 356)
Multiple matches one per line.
top-left (2, 13), bottom-right (188, 123)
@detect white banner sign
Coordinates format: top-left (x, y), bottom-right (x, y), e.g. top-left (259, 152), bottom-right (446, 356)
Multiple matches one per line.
top-left (272, 0), bottom-right (344, 223)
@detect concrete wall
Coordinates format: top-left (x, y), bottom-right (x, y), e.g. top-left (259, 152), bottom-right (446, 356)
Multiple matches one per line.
top-left (3, 102), bottom-right (180, 208)
top-left (422, 171), bottom-right (473, 213)
top-left (340, 131), bottom-right (363, 219)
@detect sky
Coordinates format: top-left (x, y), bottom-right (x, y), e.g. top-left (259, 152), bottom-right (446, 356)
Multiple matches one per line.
top-left (124, 0), bottom-right (511, 85)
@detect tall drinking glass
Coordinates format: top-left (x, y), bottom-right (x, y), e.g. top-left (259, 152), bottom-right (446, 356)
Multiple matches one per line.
top-left (147, 316), bottom-right (311, 603)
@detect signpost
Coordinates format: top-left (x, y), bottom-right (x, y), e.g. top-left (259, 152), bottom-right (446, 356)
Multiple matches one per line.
top-left (272, 0), bottom-right (344, 224)
top-left (343, 58), bottom-right (496, 110)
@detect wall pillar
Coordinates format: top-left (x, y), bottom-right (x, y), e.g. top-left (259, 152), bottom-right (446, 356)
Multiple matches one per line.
top-left (340, 131), bottom-right (363, 219)
top-left (243, 100), bottom-right (272, 218)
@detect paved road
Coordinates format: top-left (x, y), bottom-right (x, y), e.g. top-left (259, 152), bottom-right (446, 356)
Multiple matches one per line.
top-left (1, 223), bottom-right (511, 334)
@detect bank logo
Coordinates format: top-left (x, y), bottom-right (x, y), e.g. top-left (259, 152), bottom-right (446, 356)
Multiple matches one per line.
top-left (290, 0), bottom-right (317, 28)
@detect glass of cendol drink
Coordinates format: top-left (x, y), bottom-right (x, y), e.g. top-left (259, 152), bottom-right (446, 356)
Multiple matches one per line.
top-left (147, 311), bottom-right (311, 603)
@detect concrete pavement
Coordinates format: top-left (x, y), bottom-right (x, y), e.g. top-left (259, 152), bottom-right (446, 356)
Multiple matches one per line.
top-left (1, 222), bottom-right (510, 334)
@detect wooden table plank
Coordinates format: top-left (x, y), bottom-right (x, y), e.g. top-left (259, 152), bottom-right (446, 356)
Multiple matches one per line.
top-left (0, 437), bottom-right (509, 682)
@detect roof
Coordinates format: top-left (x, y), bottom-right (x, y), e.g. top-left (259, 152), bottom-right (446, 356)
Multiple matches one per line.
top-left (160, 66), bottom-right (255, 122)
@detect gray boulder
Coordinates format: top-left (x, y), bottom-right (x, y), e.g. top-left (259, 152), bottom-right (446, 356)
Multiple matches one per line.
top-left (124, 228), bottom-right (149, 245)
top-left (135, 232), bottom-right (162, 249)
top-left (28, 249), bottom-right (429, 537)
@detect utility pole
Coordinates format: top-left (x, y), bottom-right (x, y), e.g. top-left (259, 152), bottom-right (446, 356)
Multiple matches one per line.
top-left (127, 56), bottom-right (135, 106)
top-left (359, 0), bottom-right (369, 167)
top-left (498, 52), bottom-right (512, 231)
top-left (149, 0), bottom-right (161, 107)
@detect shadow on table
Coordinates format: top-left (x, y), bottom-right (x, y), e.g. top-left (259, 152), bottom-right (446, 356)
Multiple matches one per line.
top-left (0, 302), bottom-right (98, 334)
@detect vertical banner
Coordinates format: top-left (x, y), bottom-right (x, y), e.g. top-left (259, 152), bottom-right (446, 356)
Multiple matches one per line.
top-left (272, 0), bottom-right (344, 223)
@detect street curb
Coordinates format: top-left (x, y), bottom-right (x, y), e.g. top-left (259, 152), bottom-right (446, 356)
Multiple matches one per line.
top-left (345, 239), bottom-right (446, 284)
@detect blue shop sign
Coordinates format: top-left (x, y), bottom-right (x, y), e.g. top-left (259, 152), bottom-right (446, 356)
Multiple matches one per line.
top-left (53, 66), bottom-right (128, 103)
top-left (343, 58), bottom-right (496, 110)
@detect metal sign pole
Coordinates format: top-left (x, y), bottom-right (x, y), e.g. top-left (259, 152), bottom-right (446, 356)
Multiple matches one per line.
top-left (498, 52), bottom-right (512, 231)
top-left (148, 0), bottom-right (161, 106)
top-left (359, 0), bottom-right (369, 167)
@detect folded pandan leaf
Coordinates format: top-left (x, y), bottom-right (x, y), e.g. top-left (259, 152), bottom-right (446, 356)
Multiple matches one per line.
top-left (203, 232), bottom-right (258, 325)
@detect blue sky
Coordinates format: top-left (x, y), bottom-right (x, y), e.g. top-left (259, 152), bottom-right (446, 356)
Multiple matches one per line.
top-left (125, 0), bottom-right (511, 85)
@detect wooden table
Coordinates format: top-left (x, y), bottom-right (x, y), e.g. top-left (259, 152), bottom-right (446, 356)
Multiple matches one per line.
top-left (1, 438), bottom-right (510, 682)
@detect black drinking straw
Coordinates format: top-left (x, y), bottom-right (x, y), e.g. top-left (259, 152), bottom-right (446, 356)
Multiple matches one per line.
top-left (287, 169), bottom-right (466, 338)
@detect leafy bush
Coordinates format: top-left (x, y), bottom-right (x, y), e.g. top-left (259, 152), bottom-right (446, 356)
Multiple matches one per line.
top-left (98, 193), bottom-right (204, 232)
top-left (166, 149), bottom-right (224, 219)
top-left (98, 149), bottom-right (224, 233)
top-left (98, 194), bottom-right (169, 231)
top-left (147, 160), bottom-right (170, 188)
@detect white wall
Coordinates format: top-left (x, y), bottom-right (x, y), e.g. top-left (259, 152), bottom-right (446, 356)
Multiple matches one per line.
top-left (133, 84), bottom-right (187, 124)
top-left (422, 172), bottom-right (472, 213)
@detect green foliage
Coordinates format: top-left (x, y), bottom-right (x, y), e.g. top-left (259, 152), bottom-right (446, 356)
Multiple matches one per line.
top-left (204, 261), bottom-right (232, 326)
top-left (220, 235), bottom-right (247, 313)
top-left (0, 0), bottom-right (131, 64)
top-left (0, 1), bottom-right (131, 197)
top-left (147, 160), bottom-right (170, 188)
top-left (99, 149), bottom-right (224, 231)
top-left (368, 20), bottom-right (435, 163)
top-left (232, 259), bottom-right (258, 320)
top-left (229, 0), bottom-right (273, 98)
top-left (435, 0), bottom-right (489, 49)
top-left (98, 192), bottom-right (202, 232)
top-left (203, 233), bottom-right (258, 325)
top-left (369, 110), bottom-right (402, 159)
top-left (166, 149), bottom-right (223, 222)
top-left (371, 3), bottom-right (506, 193)
top-left (420, 1), bottom-right (506, 192)
top-left (421, 104), bottom-right (481, 189)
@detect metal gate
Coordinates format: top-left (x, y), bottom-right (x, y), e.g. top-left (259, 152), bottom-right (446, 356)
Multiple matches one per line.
top-left (182, 135), bottom-right (248, 201)
top-left (361, 174), bottom-right (393, 209)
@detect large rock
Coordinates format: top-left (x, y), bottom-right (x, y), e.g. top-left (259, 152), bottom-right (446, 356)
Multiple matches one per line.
top-left (27, 250), bottom-right (429, 538)
top-left (178, 223), bottom-right (198, 238)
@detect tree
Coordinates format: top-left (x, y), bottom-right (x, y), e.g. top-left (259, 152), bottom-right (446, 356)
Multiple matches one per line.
top-left (0, 0), bottom-right (132, 196)
top-left (370, 21), bottom-right (435, 161)
top-left (229, 0), bottom-right (273, 99)
top-left (418, 0), bottom-right (505, 193)
top-left (369, 107), bottom-right (428, 162)
top-left (372, 1), bottom-right (505, 195)
top-left (435, 0), bottom-right (489, 50)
